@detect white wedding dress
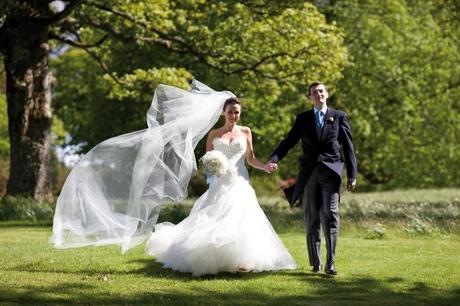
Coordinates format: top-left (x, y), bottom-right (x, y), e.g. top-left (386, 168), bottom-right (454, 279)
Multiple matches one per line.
top-left (146, 136), bottom-right (297, 276)
top-left (51, 80), bottom-right (296, 275)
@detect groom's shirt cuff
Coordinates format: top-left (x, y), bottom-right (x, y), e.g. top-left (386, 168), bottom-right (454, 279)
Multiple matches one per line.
top-left (269, 155), bottom-right (279, 163)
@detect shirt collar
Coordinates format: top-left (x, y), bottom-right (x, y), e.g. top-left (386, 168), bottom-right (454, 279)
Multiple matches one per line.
top-left (313, 105), bottom-right (328, 114)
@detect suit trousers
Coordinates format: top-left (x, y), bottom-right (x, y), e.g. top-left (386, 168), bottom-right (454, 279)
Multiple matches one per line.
top-left (302, 163), bottom-right (341, 268)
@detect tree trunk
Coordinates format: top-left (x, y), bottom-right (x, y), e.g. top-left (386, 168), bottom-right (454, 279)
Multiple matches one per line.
top-left (2, 18), bottom-right (53, 201)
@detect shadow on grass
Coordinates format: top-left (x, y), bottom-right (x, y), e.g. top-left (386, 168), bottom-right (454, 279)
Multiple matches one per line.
top-left (7, 257), bottom-right (273, 282)
top-left (1, 267), bottom-right (459, 305)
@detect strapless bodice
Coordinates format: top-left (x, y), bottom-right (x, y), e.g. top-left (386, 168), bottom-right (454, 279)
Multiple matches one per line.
top-left (212, 136), bottom-right (249, 180)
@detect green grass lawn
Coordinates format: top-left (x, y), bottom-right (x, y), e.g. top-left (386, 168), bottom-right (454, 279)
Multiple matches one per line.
top-left (1, 224), bottom-right (459, 305)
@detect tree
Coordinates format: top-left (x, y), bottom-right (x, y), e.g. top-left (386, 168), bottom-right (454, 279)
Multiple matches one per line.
top-left (0, 64), bottom-right (66, 196)
top-left (0, 1), bottom-right (82, 200)
top-left (51, 1), bottom-right (348, 174)
top-left (0, 1), bottom-right (348, 200)
top-left (0, 65), bottom-right (7, 159)
top-left (320, 0), bottom-right (460, 188)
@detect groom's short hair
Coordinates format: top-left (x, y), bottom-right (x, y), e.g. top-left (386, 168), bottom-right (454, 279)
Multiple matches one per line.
top-left (308, 81), bottom-right (327, 95)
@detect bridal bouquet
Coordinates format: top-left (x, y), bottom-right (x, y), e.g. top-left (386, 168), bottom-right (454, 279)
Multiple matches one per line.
top-left (200, 150), bottom-right (228, 177)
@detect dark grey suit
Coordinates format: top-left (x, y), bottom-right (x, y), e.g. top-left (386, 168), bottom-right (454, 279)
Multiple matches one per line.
top-left (271, 107), bottom-right (357, 269)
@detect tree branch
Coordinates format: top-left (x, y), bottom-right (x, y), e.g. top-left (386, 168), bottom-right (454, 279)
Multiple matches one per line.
top-left (82, 17), bottom-right (295, 77)
top-left (232, 52), bottom-right (288, 74)
top-left (49, 31), bottom-right (124, 85)
top-left (79, 17), bottom-right (236, 75)
top-left (38, 0), bottom-right (84, 25)
top-left (49, 31), bottom-right (108, 49)
top-left (75, 2), bottom-right (306, 78)
top-left (85, 1), bottom-right (192, 49)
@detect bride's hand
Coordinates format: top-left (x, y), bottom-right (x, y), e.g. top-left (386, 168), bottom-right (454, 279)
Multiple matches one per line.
top-left (266, 162), bottom-right (278, 172)
top-left (264, 162), bottom-right (277, 173)
top-left (263, 164), bottom-right (272, 174)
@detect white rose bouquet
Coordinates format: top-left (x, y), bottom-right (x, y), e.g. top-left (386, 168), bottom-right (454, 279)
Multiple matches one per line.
top-left (200, 150), bottom-right (228, 177)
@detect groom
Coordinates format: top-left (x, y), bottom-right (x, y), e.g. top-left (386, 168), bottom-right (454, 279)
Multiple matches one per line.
top-left (267, 81), bottom-right (357, 275)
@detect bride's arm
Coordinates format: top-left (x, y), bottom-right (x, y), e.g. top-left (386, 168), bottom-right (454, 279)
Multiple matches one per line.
top-left (243, 127), bottom-right (271, 173)
top-left (206, 130), bottom-right (216, 152)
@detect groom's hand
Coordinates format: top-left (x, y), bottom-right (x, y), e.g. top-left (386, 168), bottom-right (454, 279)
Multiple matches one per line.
top-left (265, 162), bottom-right (278, 172)
top-left (262, 164), bottom-right (272, 174)
top-left (347, 179), bottom-right (357, 191)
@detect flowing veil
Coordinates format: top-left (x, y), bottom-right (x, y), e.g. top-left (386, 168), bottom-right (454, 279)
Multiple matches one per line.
top-left (51, 80), bottom-right (235, 253)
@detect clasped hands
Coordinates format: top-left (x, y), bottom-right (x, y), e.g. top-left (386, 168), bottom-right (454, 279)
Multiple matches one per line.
top-left (264, 161), bottom-right (278, 174)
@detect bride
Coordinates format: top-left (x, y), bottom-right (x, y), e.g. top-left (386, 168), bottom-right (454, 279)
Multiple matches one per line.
top-left (51, 80), bottom-right (296, 276)
top-left (146, 97), bottom-right (296, 276)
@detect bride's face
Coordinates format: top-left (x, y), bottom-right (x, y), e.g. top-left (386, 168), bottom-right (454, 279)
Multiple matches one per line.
top-left (223, 104), bottom-right (241, 124)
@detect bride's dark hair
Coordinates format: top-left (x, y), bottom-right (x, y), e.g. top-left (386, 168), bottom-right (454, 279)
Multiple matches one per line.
top-left (223, 97), bottom-right (241, 111)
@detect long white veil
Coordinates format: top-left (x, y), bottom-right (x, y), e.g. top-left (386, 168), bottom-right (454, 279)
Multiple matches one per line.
top-left (51, 80), bottom-right (235, 253)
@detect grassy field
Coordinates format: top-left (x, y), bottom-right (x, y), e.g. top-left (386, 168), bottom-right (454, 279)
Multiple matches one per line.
top-left (0, 224), bottom-right (459, 305)
top-left (0, 189), bottom-right (459, 305)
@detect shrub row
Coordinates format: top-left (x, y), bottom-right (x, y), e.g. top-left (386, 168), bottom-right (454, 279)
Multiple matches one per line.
top-left (1, 196), bottom-right (459, 228)
top-left (0, 196), bottom-right (55, 221)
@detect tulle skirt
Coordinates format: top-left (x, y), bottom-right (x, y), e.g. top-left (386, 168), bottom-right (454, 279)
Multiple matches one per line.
top-left (146, 176), bottom-right (297, 276)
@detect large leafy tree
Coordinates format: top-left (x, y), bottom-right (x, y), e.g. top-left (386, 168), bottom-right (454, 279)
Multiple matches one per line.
top-left (0, 66), bottom-right (7, 159)
top-left (52, 1), bottom-right (347, 171)
top-left (0, 1), bottom-right (347, 200)
top-left (311, 0), bottom-right (460, 189)
top-left (0, 63), bottom-right (66, 196)
top-left (0, 1), bottom-right (82, 200)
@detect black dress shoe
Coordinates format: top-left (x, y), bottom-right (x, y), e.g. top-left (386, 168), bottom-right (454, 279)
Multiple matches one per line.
top-left (312, 265), bottom-right (321, 273)
top-left (325, 264), bottom-right (337, 276)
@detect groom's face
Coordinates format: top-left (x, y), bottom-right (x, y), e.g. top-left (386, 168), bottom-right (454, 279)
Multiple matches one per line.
top-left (309, 84), bottom-right (328, 108)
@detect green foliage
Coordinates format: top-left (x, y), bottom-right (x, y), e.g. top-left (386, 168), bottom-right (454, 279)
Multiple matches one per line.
top-left (3, 0), bottom-right (457, 193)
top-left (404, 214), bottom-right (441, 237)
top-left (187, 171), bottom-right (208, 197)
top-left (52, 49), bottom-right (192, 148)
top-left (103, 68), bottom-right (192, 101)
top-left (0, 94), bottom-right (8, 158)
top-left (0, 1), bottom-right (21, 17)
top-left (53, 0), bottom-right (348, 164)
top-left (325, 0), bottom-right (460, 188)
top-left (248, 173), bottom-right (281, 196)
top-left (52, 161), bottom-right (71, 196)
top-left (365, 223), bottom-right (386, 239)
top-left (2, 189), bottom-right (459, 233)
top-left (157, 203), bottom-right (191, 224)
top-left (0, 196), bottom-right (55, 221)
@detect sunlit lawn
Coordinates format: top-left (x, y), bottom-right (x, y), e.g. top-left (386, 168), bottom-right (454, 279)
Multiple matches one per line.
top-left (0, 223), bottom-right (459, 305)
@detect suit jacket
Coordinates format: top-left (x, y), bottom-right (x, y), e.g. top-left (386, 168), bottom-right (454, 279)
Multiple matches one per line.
top-left (272, 108), bottom-right (357, 206)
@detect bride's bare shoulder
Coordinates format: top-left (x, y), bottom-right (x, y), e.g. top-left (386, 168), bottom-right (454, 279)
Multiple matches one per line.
top-left (209, 128), bottom-right (222, 137)
top-left (239, 126), bottom-right (252, 134)
top-left (207, 128), bottom-right (223, 141)
top-left (208, 129), bottom-right (219, 137)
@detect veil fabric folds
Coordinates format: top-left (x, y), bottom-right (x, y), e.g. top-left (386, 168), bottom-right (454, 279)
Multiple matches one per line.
top-left (51, 80), bottom-right (235, 253)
